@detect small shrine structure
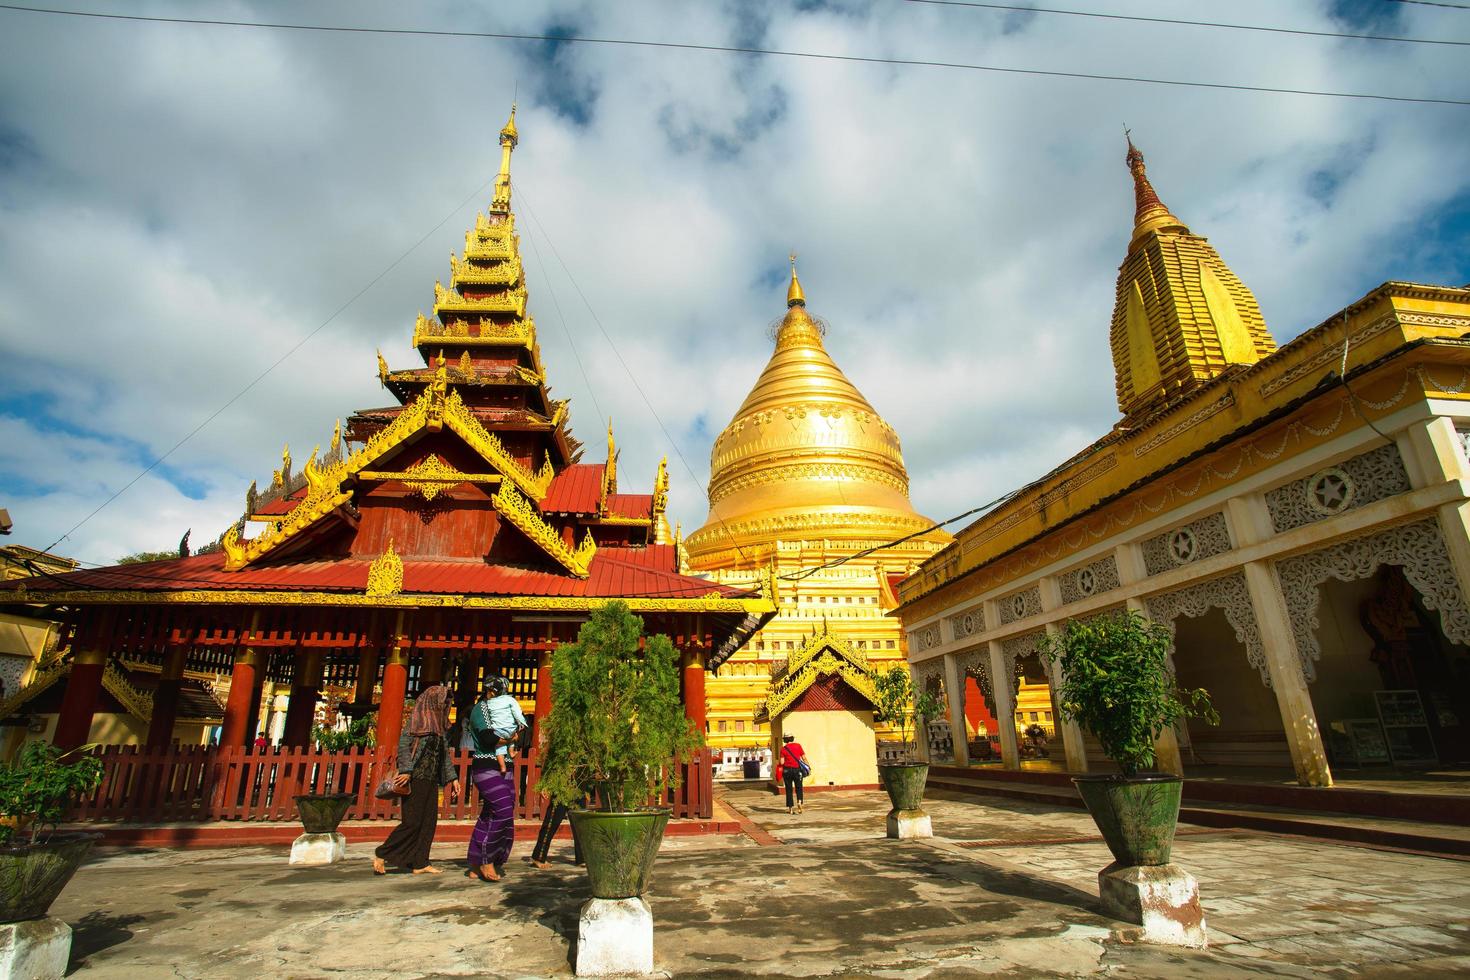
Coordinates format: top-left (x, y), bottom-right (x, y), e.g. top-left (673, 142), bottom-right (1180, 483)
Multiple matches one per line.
top-left (0, 107), bottom-right (774, 822)
top-left (756, 624), bottom-right (881, 790)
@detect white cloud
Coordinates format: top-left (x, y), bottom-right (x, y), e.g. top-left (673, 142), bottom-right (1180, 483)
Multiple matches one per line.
top-left (0, 0), bottom-right (1465, 565)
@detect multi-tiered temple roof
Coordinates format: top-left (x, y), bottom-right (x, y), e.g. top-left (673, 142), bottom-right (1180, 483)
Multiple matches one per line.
top-left (5, 108), bottom-right (767, 638)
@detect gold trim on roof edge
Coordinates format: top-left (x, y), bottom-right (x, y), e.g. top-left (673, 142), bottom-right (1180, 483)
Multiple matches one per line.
top-left (492, 483), bottom-right (596, 577)
top-left (0, 588), bottom-right (775, 613)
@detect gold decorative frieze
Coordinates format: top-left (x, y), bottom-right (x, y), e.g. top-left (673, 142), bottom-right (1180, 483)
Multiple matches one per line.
top-left (758, 630), bottom-right (877, 722)
top-left (359, 455), bottom-right (502, 501)
top-left (366, 541), bottom-right (404, 597)
top-left (450, 253), bottom-right (522, 288)
top-left (442, 389), bottom-right (553, 501)
top-left (0, 586), bottom-right (775, 615)
top-left (491, 484), bottom-right (595, 577)
top-left (412, 313), bottom-right (534, 349)
top-left (433, 281), bottom-right (528, 318)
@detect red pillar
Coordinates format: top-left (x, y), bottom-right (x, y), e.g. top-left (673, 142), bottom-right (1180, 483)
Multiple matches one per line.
top-left (282, 647), bottom-right (323, 748)
top-left (375, 623), bottom-right (410, 750)
top-left (220, 648), bottom-right (264, 748)
top-left (354, 647), bottom-right (380, 711)
top-left (533, 650), bottom-right (553, 724)
top-left (682, 649), bottom-right (708, 735)
top-left (146, 643), bottom-right (188, 748)
top-left (54, 649), bottom-right (108, 751)
top-left (420, 649), bottom-right (444, 688)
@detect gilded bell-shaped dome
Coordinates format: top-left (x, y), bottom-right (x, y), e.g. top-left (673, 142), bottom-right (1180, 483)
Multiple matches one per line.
top-left (686, 266), bottom-right (947, 566)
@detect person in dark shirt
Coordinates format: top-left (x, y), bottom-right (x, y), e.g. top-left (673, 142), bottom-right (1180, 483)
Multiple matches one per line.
top-left (372, 685), bottom-right (460, 875)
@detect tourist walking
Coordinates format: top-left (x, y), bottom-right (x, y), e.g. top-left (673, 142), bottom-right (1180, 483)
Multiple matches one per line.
top-left (373, 684), bottom-right (460, 875)
top-left (465, 676), bottom-right (523, 881)
top-left (780, 733), bottom-right (808, 814)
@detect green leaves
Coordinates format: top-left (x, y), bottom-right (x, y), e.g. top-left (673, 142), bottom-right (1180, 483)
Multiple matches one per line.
top-left (312, 713), bottom-right (376, 751)
top-left (535, 602), bottom-right (703, 810)
top-left (0, 741), bottom-right (103, 845)
top-left (873, 667), bottom-right (937, 761)
top-left (1039, 611), bottom-right (1217, 777)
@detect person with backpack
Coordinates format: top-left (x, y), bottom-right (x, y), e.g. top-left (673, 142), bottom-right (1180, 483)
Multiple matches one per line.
top-left (780, 733), bottom-right (809, 815)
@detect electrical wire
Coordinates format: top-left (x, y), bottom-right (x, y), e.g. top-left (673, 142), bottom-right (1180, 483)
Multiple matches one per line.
top-left (904, 0), bottom-right (1468, 46)
top-left (39, 176), bottom-right (495, 555)
top-left (512, 184), bottom-right (755, 568)
top-left (0, 4), bottom-right (1465, 106)
top-left (1388, 0), bottom-right (1470, 9)
top-left (519, 215), bottom-right (606, 431)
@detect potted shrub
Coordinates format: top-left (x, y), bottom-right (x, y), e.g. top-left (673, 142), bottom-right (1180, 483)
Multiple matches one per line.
top-left (536, 601), bottom-right (701, 900)
top-left (0, 742), bottom-right (103, 922)
top-left (872, 667), bottom-right (942, 826)
top-left (1040, 610), bottom-right (1217, 866)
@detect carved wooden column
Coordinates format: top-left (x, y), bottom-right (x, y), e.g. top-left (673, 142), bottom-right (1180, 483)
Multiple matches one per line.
top-left (54, 613), bottom-right (113, 751)
top-left (682, 648), bottom-right (708, 734)
top-left (220, 615), bottom-right (265, 749)
top-left (376, 613), bottom-right (410, 750)
top-left (281, 647), bottom-right (323, 748)
top-left (145, 641), bottom-right (189, 749)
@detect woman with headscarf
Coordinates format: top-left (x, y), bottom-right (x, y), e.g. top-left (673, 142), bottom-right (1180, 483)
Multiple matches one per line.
top-left (464, 675), bottom-right (520, 881)
top-left (372, 684), bottom-right (460, 875)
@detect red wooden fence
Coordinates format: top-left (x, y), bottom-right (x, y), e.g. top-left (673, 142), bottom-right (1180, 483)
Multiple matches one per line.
top-left (67, 745), bottom-right (714, 823)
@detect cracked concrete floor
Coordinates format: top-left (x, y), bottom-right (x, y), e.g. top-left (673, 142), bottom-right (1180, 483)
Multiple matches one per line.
top-left (51, 789), bottom-right (1470, 978)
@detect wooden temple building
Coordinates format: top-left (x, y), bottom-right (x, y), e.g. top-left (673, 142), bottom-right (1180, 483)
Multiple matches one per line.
top-left (0, 108), bottom-right (775, 818)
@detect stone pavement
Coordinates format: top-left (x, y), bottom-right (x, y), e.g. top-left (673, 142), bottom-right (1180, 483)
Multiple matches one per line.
top-left (51, 788), bottom-right (1470, 977)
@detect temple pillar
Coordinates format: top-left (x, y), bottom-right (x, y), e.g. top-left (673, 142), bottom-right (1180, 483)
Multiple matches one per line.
top-left (354, 646), bottom-right (380, 711)
top-left (281, 647), bottom-right (324, 748)
top-left (376, 619), bottom-right (410, 750)
top-left (682, 648), bottom-right (708, 734)
top-left (220, 644), bottom-right (266, 749)
top-left (986, 641), bottom-right (1020, 770)
top-left (54, 625), bottom-right (109, 751)
top-left (245, 677), bottom-right (267, 747)
top-left (1043, 623), bottom-right (1089, 773)
top-left (533, 649), bottom-right (553, 728)
top-left (145, 642), bottom-right (189, 749)
top-left (939, 652), bottom-right (969, 766)
top-left (455, 653), bottom-right (478, 717)
top-left (419, 649), bottom-right (444, 688)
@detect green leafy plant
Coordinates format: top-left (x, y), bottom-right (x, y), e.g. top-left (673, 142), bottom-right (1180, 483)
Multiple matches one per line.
top-left (873, 666), bottom-right (942, 762)
top-left (1039, 610), bottom-right (1218, 777)
top-left (0, 742), bottom-right (103, 845)
top-left (536, 601), bottom-right (702, 810)
top-left (312, 713), bottom-right (376, 751)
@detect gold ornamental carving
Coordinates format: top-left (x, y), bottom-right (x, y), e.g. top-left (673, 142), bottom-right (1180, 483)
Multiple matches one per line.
top-left (413, 313), bottom-right (534, 350)
top-left (492, 483), bottom-right (595, 578)
top-left (366, 541), bottom-right (404, 597)
top-left (433, 281), bottom-right (528, 319)
top-left (450, 253), bottom-right (522, 288)
top-left (397, 454), bottom-right (473, 501)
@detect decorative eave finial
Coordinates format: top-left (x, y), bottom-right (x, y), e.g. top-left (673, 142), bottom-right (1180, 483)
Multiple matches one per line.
top-left (786, 251), bottom-right (806, 308)
top-left (1124, 130), bottom-right (1187, 243)
top-left (491, 102), bottom-right (518, 213)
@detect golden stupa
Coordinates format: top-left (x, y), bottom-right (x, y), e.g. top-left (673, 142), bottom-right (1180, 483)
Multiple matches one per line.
top-left (686, 261), bottom-right (951, 755)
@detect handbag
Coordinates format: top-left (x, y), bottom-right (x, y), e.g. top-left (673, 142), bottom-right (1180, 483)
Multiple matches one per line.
top-left (798, 758), bottom-right (812, 779)
top-left (374, 769), bottom-right (410, 800)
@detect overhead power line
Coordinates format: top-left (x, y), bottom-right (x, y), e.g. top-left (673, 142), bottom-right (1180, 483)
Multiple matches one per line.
top-left (0, 4), bottom-right (1466, 106)
top-left (904, 0), bottom-right (1468, 46)
top-left (40, 177), bottom-right (494, 554)
top-left (1388, 0), bottom-right (1470, 9)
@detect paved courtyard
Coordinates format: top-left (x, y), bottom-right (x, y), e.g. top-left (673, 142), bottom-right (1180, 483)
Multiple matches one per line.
top-left (52, 788), bottom-right (1470, 977)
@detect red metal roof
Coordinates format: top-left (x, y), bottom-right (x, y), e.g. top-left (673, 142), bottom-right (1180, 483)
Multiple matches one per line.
top-left (606, 493), bottom-right (653, 521)
top-left (1, 547), bottom-right (744, 601)
top-left (254, 487), bottom-right (307, 517)
top-left (542, 463), bottom-right (604, 513)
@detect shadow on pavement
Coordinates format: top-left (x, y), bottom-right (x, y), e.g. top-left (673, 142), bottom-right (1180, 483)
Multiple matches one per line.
top-left (68, 910), bottom-right (148, 973)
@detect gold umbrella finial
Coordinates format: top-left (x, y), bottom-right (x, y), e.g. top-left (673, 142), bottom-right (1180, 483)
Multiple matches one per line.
top-left (787, 251), bottom-right (806, 308)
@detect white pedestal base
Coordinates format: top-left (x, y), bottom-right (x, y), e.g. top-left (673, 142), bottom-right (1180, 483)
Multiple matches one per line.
top-left (576, 897), bottom-right (653, 976)
top-left (289, 832), bottom-right (347, 866)
top-left (886, 808), bottom-right (932, 839)
top-left (1098, 862), bottom-right (1207, 948)
top-left (0, 916), bottom-right (72, 980)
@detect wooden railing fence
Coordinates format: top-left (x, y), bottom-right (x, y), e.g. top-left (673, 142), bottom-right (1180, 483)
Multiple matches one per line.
top-left (68, 745), bottom-right (714, 823)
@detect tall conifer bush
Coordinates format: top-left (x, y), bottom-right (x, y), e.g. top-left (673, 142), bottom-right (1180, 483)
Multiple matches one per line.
top-left (536, 601), bottom-right (703, 809)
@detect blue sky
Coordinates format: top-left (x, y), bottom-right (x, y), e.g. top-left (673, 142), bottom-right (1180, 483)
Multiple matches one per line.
top-left (0, 0), bottom-right (1466, 565)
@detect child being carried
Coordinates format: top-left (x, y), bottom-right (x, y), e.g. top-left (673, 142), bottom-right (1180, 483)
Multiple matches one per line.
top-left (470, 675), bottom-right (527, 771)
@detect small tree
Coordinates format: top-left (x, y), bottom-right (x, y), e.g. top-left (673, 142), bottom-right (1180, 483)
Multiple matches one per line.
top-left (1040, 611), bottom-right (1217, 777)
top-left (536, 602), bottom-right (703, 810)
top-left (0, 742), bottom-right (103, 845)
top-left (872, 666), bottom-right (942, 762)
top-left (312, 713), bottom-right (376, 752)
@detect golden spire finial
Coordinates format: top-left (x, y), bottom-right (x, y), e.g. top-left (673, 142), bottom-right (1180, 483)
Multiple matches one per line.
top-left (491, 103), bottom-right (518, 213)
top-left (1124, 132), bottom-right (1186, 241)
top-left (786, 252), bottom-right (806, 308)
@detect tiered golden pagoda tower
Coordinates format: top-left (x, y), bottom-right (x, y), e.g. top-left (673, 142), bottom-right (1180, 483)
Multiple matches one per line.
top-left (685, 262), bottom-right (951, 752)
top-left (1111, 137), bottom-right (1275, 420)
